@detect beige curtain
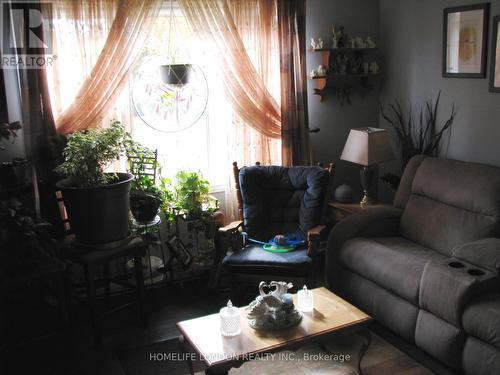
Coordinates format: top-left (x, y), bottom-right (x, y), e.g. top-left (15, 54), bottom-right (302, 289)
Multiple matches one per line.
top-left (46, 0), bottom-right (162, 134)
top-left (180, 0), bottom-right (283, 221)
top-left (180, 0), bottom-right (281, 139)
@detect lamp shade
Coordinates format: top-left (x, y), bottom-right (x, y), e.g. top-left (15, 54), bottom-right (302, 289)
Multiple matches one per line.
top-left (340, 127), bottom-right (394, 166)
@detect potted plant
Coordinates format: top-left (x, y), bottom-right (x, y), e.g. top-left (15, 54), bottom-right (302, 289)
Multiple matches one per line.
top-left (173, 170), bottom-right (214, 221)
top-left (55, 121), bottom-right (133, 244)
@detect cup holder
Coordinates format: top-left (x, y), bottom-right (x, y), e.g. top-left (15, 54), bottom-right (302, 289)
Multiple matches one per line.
top-left (467, 269), bottom-right (485, 276)
top-left (449, 261), bottom-right (465, 268)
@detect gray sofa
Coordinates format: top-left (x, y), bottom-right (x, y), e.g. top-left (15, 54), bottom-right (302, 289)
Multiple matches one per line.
top-left (326, 155), bottom-right (500, 374)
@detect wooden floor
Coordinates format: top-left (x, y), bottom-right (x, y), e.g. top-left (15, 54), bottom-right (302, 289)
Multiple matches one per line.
top-left (5, 282), bottom-right (456, 375)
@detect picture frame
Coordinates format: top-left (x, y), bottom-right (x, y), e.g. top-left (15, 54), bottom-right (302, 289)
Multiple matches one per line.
top-left (489, 15), bottom-right (500, 92)
top-left (443, 3), bottom-right (489, 78)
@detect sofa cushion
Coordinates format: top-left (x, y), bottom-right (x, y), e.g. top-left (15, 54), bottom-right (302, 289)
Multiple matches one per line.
top-left (399, 157), bottom-right (500, 255)
top-left (463, 294), bottom-right (500, 350)
top-left (339, 237), bottom-right (446, 304)
top-left (222, 245), bottom-right (311, 276)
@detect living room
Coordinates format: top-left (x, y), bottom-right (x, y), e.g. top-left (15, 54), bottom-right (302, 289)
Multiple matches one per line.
top-left (1, 0), bottom-right (500, 374)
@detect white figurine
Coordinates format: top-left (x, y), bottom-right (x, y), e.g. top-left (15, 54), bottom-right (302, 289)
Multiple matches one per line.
top-left (317, 38), bottom-right (324, 49)
top-left (332, 26), bottom-right (339, 48)
top-left (355, 36), bottom-right (366, 49)
top-left (348, 37), bottom-right (356, 49)
top-left (309, 69), bottom-right (318, 78)
top-left (369, 62), bottom-right (380, 74)
top-left (365, 36), bottom-right (376, 48)
top-left (317, 65), bottom-right (327, 76)
top-left (310, 38), bottom-right (317, 49)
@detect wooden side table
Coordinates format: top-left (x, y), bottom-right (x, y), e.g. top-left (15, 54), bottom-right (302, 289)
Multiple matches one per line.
top-left (64, 236), bottom-right (147, 347)
top-left (328, 201), bottom-right (390, 222)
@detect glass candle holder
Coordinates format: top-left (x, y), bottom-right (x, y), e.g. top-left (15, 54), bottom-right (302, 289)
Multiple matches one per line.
top-left (220, 300), bottom-right (241, 337)
top-left (297, 285), bottom-right (314, 312)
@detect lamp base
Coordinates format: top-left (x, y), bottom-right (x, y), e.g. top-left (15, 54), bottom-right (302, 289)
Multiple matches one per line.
top-left (360, 191), bottom-right (374, 207)
top-left (359, 166), bottom-right (374, 207)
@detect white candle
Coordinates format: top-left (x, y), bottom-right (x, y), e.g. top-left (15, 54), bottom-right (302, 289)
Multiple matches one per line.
top-left (220, 300), bottom-right (241, 337)
top-left (297, 285), bottom-right (314, 312)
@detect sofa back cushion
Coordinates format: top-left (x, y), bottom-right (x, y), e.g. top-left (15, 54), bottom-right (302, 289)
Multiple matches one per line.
top-left (399, 157), bottom-right (500, 255)
top-left (239, 165), bottom-right (328, 240)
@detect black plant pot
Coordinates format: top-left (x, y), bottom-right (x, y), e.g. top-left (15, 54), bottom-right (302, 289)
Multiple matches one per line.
top-left (56, 173), bottom-right (133, 245)
top-left (130, 192), bottom-right (161, 224)
top-left (160, 64), bottom-right (192, 85)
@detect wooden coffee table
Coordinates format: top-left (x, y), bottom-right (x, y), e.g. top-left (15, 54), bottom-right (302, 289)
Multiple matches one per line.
top-left (177, 287), bottom-right (372, 374)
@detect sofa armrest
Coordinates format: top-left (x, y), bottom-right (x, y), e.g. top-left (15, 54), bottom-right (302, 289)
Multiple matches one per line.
top-left (325, 206), bottom-right (403, 290)
top-left (328, 206), bottom-right (403, 249)
top-left (452, 238), bottom-right (500, 274)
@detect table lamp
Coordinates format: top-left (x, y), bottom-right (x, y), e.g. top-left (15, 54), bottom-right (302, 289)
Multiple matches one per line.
top-left (340, 127), bottom-right (394, 206)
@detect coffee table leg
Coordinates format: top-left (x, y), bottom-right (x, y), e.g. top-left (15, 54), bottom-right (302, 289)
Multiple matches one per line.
top-left (178, 335), bottom-right (195, 375)
top-left (356, 329), bottom-right (371, 375)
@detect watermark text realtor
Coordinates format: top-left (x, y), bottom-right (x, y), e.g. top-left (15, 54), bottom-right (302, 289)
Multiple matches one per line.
top-left (1, 1), bottom-right (55, 69)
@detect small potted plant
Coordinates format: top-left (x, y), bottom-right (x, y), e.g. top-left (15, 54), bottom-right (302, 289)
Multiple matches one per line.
top-left (55, 121), bottom-right (134, 244)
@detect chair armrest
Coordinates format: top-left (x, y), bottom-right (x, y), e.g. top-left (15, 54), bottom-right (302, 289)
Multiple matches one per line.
top-left (215, 220), bottom-right (244, 255)
top-left (452, 238), bottom-right (500, 273)
top-left (218, 220), bottom-right (243, 233)
top-left (308, 224), bottom-right (327, 241)
top-left (307, 224), bottom-right (328, 257)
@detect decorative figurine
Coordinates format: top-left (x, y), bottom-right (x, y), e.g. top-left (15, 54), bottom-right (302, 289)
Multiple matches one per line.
top-left (369, 62), bottom-right (380, 74)
top-left (365, 36), bottom-right (376, 48)
top-left (363, 62), bottom-right (370, 74)
top-left (355, 36), bottom-right (366, 49)
top-left (309, 69), bottom-right (318, 78)
top-left (332, 26), bottom-right (345, 48)
top-left (348, 36), bottom-right (356, 49)
top-left (336, 55), bottom-right (348, 75)
top-left (317, 65), bottom-right (327, 76)
top-left (351, 57), bottom-right (362, 74)
top-left (246, 281), bottom-right (302, 330)
top-left (310, 38), bottom-right (318, 49)
top-left (311, 37), bottom-right (324, 50)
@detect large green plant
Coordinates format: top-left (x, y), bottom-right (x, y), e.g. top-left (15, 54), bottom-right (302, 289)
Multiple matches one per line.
top-left (173, 171), bottom-right (213, 220)
top-left (55, 121), bottom-right (131, 187)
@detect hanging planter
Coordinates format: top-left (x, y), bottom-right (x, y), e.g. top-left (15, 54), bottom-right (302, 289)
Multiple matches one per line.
top-left (160, 64), bottom-right (192, 86)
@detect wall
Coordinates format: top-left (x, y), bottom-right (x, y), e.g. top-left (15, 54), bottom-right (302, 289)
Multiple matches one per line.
top-left (379, 0), bottom-right (500, 171)
top-left (306, 0), bottom-right (381, 197)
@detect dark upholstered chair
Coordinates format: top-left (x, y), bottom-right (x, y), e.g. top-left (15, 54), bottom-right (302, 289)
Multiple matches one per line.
top-left (215, 163), bottom-right (332, 298)
top-left (326, 155), bottom-right (500, 374)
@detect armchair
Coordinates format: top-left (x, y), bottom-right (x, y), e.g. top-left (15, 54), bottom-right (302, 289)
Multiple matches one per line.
top-left (214, 162), bottom-right (333, 300)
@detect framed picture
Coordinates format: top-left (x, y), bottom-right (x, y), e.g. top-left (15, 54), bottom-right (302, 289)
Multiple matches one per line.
top-left (443, 3), bottom-right (489, 78)
top-left (490, 16), bottom-right (500, 92)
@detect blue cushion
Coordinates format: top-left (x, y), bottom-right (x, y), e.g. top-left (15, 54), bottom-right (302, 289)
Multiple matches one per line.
top-left (239, 165), bottom-right (328, 239)
top-left (222, 245), bottom-right (311, 276)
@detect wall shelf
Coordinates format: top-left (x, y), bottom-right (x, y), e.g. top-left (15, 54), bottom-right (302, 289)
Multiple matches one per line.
top-left (309, 48), bottom-right (379, 103)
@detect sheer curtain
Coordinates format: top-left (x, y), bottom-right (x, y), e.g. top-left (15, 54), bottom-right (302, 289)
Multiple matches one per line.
top-left (45, 0), bottom-right (162, 134)
top-left (180, 0), bottom-right (283, 220)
